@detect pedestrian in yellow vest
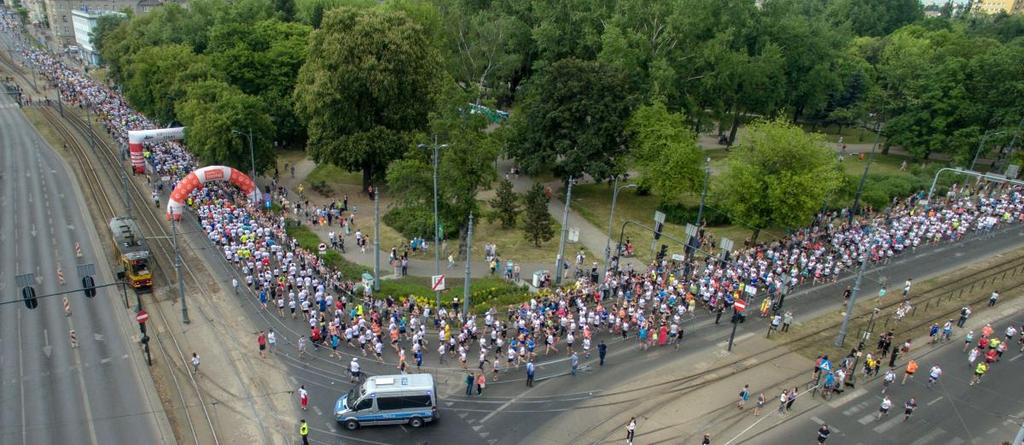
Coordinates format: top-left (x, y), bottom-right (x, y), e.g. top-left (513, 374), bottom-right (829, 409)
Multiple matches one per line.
top-left (299, 419), bottom-right (309, 445)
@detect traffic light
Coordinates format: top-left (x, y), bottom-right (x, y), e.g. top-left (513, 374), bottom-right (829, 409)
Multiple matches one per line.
top-left (22, 286), bottom-right (38, 309)
top-left (653, 221), bottom-right (664, 240)
top-left (657, 244), bottom-right (668, 261)
top-left (82, 275), bottom-right (96, 298)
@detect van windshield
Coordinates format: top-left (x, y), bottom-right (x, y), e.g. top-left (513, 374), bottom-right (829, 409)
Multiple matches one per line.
top-left (345, 386), bottom-right (363, 410)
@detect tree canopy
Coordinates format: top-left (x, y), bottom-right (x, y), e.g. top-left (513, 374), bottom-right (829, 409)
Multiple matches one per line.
top-left (507, 58), bottom-right (636, 181)
top-left (713, 120), bottom-right (842, 241)
top-left (293, 7), bottom-right (442, 189)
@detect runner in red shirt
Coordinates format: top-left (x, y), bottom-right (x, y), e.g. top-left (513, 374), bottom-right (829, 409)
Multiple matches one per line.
top-left (257, 330), bottom-right (267, 358)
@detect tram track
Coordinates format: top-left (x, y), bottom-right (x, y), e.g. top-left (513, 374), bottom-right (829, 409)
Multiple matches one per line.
top-left (42, 67), bottom-right (1024, 444)
top-left (37, 105), bottom-right (219, 445)
top-left (60, 107), bottom-right (275, 443)
top-left (562, 249), bottom-right (1024, 443)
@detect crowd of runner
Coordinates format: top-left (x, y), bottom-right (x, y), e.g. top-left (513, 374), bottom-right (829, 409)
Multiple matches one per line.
top-left (4, 12), bottom-right (1024, 379)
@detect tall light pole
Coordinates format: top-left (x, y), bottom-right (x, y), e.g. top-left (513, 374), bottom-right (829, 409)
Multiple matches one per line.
top-left (172, 218), bottom-right (189, 324)
top-left (463, 212), bottom-right (474, 318)
top-left (693, 157), bottom-right (711, 241)
top-left (835, 230), bottom-right (873, 347)
top-left (849, 117), bottom-right (883, 226)
top-left (418, 137), bottom-right (448, 309)
top-left (373, 188), bottom-right (381, 292)
top-left (232, 129), bottom-right (257, 181)
top-left (601, 178), bottom-right (636, 279)
top-left (970, 129), bottom-right (1006, 172)
top-left (554, 176), bottom-right (574, 287)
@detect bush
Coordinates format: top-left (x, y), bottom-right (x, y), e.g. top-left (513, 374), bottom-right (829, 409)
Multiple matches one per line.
top-left (309, 179), bottom-right (332, 196)
top-left (383, 206), bottom-right (435, 239)
top-left (847, 174), bottom-right (927, 210)
top-left (657, 202), bottom-right (732, 226)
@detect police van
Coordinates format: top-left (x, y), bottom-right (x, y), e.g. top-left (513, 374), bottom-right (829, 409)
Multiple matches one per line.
top-left (335, 374), bottom-right (438, 430)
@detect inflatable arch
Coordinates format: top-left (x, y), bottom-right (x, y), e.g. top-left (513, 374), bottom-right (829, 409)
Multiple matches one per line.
top-left (166, 166), bottom-right (259, 220)
top-left (128, 128), bottom-right (185, 174)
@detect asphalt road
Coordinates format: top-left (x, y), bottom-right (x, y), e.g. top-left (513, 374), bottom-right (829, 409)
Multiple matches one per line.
top-left (167, 175), bottom-right (1024, 445)
top-left (0, 93), bottom-right (167, 444)
top-left (748, 310), bottom-right (1024, 445)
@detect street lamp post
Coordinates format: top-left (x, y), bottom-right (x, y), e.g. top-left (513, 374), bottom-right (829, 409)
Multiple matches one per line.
top-left (601, 178), bottom-right (636, 279)
top-left (554, 176), bottom-right (574, 287)
top-left (970, 130), bottom-right (1006, 172)
top-left (849, 118), bottom-right (883, 226)
top-left (232, 129), bottom-right (257, 182)
top-left (835, 233), bottom-right (873, 347)
top-left (171, 218), bottom-right (189, 324)
top-left (418, 138), bottom-right (448, 309)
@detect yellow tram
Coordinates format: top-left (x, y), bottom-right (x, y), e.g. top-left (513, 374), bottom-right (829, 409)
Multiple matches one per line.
top-left (109, 216), bottom-right (152, 289)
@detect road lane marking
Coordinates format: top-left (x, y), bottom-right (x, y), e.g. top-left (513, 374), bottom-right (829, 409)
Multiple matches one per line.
top-left (910, 428), bottom-right (946, 445)
top-left (873, 414), bottom-right (903, 433)
top-left (479, 377), bottom-right (550, 424)
top-left (927, 396), bottom-right (944, 406)
top-left (857, 414), bottom-right (876, 425)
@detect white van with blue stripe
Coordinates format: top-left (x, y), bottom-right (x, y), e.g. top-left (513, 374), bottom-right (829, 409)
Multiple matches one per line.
top-left (335, 374), bottom-right (438, 430)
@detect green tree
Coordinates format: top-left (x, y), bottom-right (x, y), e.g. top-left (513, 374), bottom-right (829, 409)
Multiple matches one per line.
top-left (175, 80), bottom-right (276, 174)
top-left (123, 44), bottom-right (206, 123)
top-left (713, 120), bottom-right (841, 242)
top-left (508, 58), bottom-right (636, 180)
top-left (293, 7), bottom-right (441, 189)
top-left (626, 100), bottom-right (702, 200)
top-left (827, 0), bottom-right (923, 37)
top-left (207, 19), bottom-right (311, 145)
top-left (522, 183), bottom-right (554, 247)
top-left (274, 0), bottom-right (296, 21)
top-left (386, 81), bottom-right (499, 239)
top-left (489, 179), bottom-right (519, 228)
top-left (89, 13), bottom-right (129, 61)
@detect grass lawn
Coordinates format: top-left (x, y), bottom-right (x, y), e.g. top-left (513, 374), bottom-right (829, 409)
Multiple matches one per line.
top-left (569, 183), bottom-right (769, 261)
top-left (305, 162), bottom-right (362, 188)
top-left (839, 152), bottom-right (916, 178)
top-left (472, 201), bottom-right (589, 263)
top-left (798, 123), bottom-right (883, 144)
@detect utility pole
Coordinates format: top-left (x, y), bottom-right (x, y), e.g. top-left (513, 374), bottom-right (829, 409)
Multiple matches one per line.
top-left (601, 178), bottom-right (636, 279)
top-left (172, 218), bottom-right (189, 324)
top-left (850, 119), bottom-right (883, 225)
top-left (835, 246), bottom-right (870, 347)
top-left (232, 129), bottom-right (257, 182)
top-left (971, 130), bottom-right (1006, 172)
top-left (419, 137), bottom-right (447, 309)
top-left (554, 176), bottom-right (573, 286)
top-left (373, 188), bottom-right (381, 292)
top-left (463, 212), bottom-right (474, 318)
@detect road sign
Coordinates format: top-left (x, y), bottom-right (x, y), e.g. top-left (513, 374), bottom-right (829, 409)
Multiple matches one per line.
top-left (654, 210), bottom-right (666, 224)
top-left (568, 228), bottom-right (580, 243)
top-left (733, 299), bottom-right (747, 312)
top-left (1007, 164), bottom-right (1020, 179)
top-left (76, 263), bottom-right (95, 277)
top-left (720, 237), bottom-right (734, 252)
top-left (318, 243), bottom-right (327, 254)
top-left (16, 273), bottom-right (35, 287)
top-left (136, 309), bottom-right (149, 324)
top-left (685, 223), bottom-right (698, 237)
top-left (431, 274), bottom-right (446, 292)
top-left (671, 253), bottom-right (685, 261)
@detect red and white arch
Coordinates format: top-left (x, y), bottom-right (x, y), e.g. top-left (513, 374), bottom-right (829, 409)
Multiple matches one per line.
top-left (166, 166), bottom-right (259, 220)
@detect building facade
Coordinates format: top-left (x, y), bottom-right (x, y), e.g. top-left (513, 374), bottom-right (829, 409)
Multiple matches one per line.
top-left (71, 8), bottom-right (125, 65)
top-left (973, 0), bottom-right (1024, 14)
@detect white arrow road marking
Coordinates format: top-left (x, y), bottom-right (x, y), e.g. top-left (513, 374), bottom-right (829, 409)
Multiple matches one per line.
top-left (42, 329), bottom-right (51, 358)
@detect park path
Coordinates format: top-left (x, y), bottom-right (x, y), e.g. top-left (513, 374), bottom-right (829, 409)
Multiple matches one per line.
top-left (268, 128), bottom-right (942, 287)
